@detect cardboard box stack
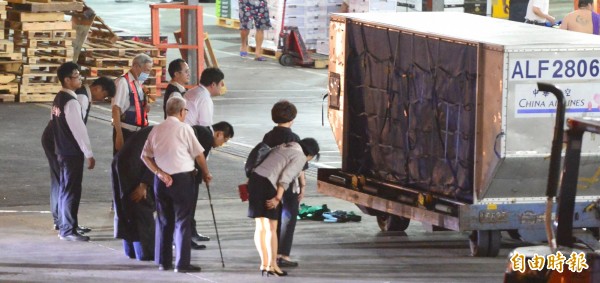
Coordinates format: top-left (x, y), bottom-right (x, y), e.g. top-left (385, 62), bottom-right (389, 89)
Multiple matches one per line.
top-left (249, 0), bottom-right (344, 55)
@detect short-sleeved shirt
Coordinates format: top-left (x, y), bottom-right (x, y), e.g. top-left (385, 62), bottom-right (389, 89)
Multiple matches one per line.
top-left (112, 71), bottom-right (145, 113)
top-left (141, 116), bottom-right (204, 175)
top-left (184, 85), bottom-right (213, 127)
top-left (525, 0), bottom-right (549, 23)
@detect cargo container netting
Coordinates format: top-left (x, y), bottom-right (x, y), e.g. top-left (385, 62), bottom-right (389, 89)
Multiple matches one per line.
top-left (344, 21), bottom-right (477, 203)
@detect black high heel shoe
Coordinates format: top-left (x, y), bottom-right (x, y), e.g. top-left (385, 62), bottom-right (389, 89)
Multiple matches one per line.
top-left (260, 265), bottom-right (267, 277)
top-left (266, 266), bottom-right (288, 277)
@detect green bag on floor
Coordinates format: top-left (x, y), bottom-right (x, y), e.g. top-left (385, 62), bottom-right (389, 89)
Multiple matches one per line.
top-left (298, 203), bottom-right (330, 220)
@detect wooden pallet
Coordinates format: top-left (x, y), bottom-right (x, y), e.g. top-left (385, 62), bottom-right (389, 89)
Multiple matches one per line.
top-left (311, 52), bottom-right (328, 69)
top-left (7, 10), bottom-right (64, 22)
top-left (81, 66), bottom-right (162, 78)
top-left (87, 13), bottom-right (118, 43)
top-left (0, 82), bottom-right (18, 93)
top-left (0, 39), bottom-right (14, 53)
top-left (216, 17), bottom-right (240, 29)
top-left (78, 53), bottom-right (132, 67)
top-left (8, 1), bottom-right (83, 12)
top-left (14, 38), bottom-right (72, 48)
top-left (25, 48), bottom-right (73, 57)
top-left (0, 52), bottom-right (22, 60)
top-left (8, 0), bottom-right (76, 3)
top-left (9, 20), bottom-right (73, 31)
top-left (24, 54), bottom-right (67, 64)
top-left (18, 93), bottom-right (56, 102)
top-left (248, 46), bottom-right (278, 59)
top-left (0, 93), bottom-right (16, 102)
top-left (81, 66), bottom-right (127, 77)
top-left (21, 72), bottom-right (59, 82)
top-left (13, 29), bottom-right (75, 39)
top-left (21, 63), bottom-right (61, 74)
top-left (0, 1), bottom-right (7, 21)
top-left (82, 40), bottom-right (160, 57)
top-left (0, 73), bottom-right (15, 84)
top-left (0, 62), bottom-right (22, 73)
top-left (19, 82), bottom-right (60, 93)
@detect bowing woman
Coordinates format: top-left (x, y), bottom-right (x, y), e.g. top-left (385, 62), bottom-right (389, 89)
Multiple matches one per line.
top-left (247, 138), bottom-right (320, 277)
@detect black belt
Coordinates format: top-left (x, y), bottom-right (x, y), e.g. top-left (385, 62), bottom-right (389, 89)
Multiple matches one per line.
top-left (525, 19), bottom-right (546, 26)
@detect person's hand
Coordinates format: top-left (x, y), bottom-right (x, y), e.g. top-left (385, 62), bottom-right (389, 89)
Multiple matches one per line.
top-left (130, 184), bottom-right (147, 203)
top-left (144, 104), bottom-right (150, 113)
top-left (548, 16), bottom-right (556, 26)
top-left (266, 196), bottom-right (280, 210)
top-left (87, 157), bottom-right (95, 170)
top-left (158, 171), bottom-right (173, 187)
top-left (298, 190), bottom-right (304, 202)
top-left (203, 172), bottom-right (212, 185)
top-left (503, 4), bottom-right (509, 14)
top-left (115, 135), bottom-right (124, 152)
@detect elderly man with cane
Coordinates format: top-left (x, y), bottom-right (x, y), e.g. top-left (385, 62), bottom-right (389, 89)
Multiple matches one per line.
top-left (141, 96), bottom-right (212, 273)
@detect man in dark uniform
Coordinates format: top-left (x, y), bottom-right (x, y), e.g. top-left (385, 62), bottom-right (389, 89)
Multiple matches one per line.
top-left (503, 0), bottom-right (528, 22)
top-left (112, 125), bottom-right (156, 261)
top-left (42, 77), bottom-right (116, 233)
top-left (50, 62), bottom-right (96, 241)
top-left (112, 53), bottom-right (153, 154)
top-left (189, 121), bottom-right (234, 250)
top-left (112, 121), bottom-right (234, 258)
top-left (141, 96), bottom-right (212, 273)
top-left (163, 58), bottom-right (190, 119)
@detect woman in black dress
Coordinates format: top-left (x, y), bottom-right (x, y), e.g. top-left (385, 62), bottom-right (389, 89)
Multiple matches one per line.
top-left (247, 138), bottom-right (319, 277)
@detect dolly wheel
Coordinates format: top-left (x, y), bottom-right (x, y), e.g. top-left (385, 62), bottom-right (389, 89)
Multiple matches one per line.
top-left (469, 230), bottom-right (501, 257)
top-left (377, 213), bottom-right (410, 232)
top-left (279, 54), bottom-right (294, 66)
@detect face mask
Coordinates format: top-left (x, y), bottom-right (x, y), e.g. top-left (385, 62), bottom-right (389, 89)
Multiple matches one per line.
top-left (138, 72), bottom-right (150, 82)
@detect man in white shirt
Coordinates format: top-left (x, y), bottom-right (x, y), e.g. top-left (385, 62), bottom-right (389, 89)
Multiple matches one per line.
top-left (42, 76), bottom-right (116, 234)
top-left (112, 53), bottom-right (153, 153)
top-left (184, 67), bottom-right (224, 127)
top-left (183, 67), bottom-right (224, 247)
top-left (524, 0), bottom-right (555, 25)
top-left (141, 96), bottom-right (212, 273)
top-left (50, 62), bottom-right (96, 242)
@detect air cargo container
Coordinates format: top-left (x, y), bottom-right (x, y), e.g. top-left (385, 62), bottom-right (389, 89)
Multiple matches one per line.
top-left (318, 12), bottom-right (600, 257)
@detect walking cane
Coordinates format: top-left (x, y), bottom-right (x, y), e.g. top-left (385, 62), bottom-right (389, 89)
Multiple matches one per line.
top-left (206, 183), bottom-right (225, 268)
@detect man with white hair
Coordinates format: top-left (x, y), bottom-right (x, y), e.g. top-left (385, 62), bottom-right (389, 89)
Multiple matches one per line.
top-left (112, 53), bottom-right (153, 154)
top-left (141, 96), bottom-right (212, 273)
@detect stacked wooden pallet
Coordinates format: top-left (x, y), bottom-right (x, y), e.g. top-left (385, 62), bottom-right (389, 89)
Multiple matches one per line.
top-left (5, 0), bottom-right (83, 102)
top-left (78, 39), bottom-right (166, 99)
top-left (0, 1), bottom-right (22, 102)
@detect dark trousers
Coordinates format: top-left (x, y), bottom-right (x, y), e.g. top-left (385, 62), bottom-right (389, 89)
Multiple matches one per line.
top-left (123, 198), bottom-right (156, 261)
top-left (112, 127), bottom-right (136, 155)
top-left (277, 186), bottom-right (299, 256)
top-left (41, 126), bottom-right (60, 226)
top-left (508, 1), bottom-right (527, 23)
top-left (191, 181), bottom-right (200, 236)
top-left (57, 153), bottom-right (84, 237)
top-left (154, 171), bottom-right (195, 268)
